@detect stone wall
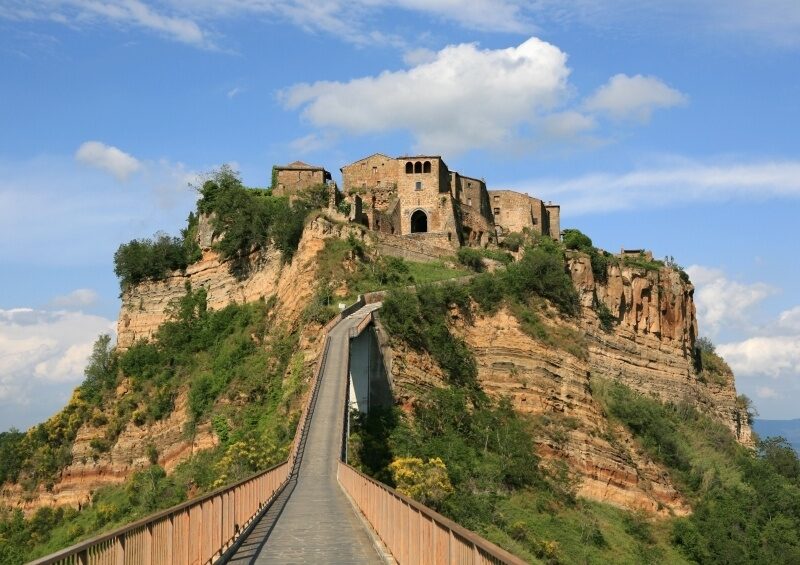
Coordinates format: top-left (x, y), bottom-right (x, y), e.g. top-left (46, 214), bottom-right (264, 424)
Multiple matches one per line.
top-left (274, 168), bottom-right (327, 197)
top-left (451, 173), bottom-right (493, 225)
top-left (488, 190), bottom-right (560, 240)
top-left (459, 203), bottom-right (494, 246)
top-left (341, 153), bottom-right (399, 194)
top-left (545, 204), bottom-right (560, 239)
top-left (373, 231), bottom-right (455, 262)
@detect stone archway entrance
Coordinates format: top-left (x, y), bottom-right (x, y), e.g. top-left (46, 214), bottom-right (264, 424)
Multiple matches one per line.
top-left (410, 210), bottom-right (428, 233)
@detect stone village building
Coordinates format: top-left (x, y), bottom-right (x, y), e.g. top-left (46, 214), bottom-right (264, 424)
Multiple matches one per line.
top-left (271, 153), bottom-right (560, 250)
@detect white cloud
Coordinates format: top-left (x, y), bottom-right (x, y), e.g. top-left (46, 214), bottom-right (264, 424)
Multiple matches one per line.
top-left (402, 47), bottom-right (436, 66)
top-left (584, 73), bottom-right (687, 122)
top-left (757, 386), bottom-right (779, 399)
top-left (1, 0), bottom-right (211, 48)
top-left (51, 288), bottom-right (99, 309)
top-left (0, 304), bottom-right (115, 430)
top-left (522, 158), bottom-right (800, 215)
top-left (227, 86), bottom-right (242, 99)
top-left (0, 307), bottom-right (115, 386)
top-left (778, 306), bottom-right (800, 332)
top-left (76, 141), bottom-right (142, 181)
top-left (5, 1), bottom-right (800, 51)
top-left (686, 265), bottom-right (774, 336)
top-left (282, 37), bottom-right (578, 154)
top-left (718, 336), bottom-right (800, 378)
top-left (289, 132), bottom-right (338, 154)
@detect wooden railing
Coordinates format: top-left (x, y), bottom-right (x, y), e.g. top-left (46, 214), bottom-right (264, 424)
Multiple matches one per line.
top-left (29, 462), bottom-right (288, 565)
top-left (338, 463), bottom-right (527, 565)
top-left (29, 302), bottom-right (353, 565)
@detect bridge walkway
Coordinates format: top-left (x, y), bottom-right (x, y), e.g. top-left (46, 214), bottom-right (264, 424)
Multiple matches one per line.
top-left (226, 304), bottom-right (385, 564)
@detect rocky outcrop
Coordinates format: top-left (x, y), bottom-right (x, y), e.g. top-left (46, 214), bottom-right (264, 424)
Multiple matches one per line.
top-left (0, 390), bottom-right (217, 512)
top-left (569, 256), bottom-right (752, 446)
top-left (118, 214), bottom-right (359, 349)
top-left (383, 258), bottom-right (752, 515)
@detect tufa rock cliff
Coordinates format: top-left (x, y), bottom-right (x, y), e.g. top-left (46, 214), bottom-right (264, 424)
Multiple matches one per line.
top-left (383, 256), bottom-right (751, 515)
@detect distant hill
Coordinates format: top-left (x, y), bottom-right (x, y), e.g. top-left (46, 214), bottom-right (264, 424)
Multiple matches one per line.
top-left (754, 419), bottom-right (800, 453)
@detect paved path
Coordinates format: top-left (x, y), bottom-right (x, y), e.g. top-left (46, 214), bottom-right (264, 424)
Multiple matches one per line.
top-left (227, 305), bottom-right (384, 565)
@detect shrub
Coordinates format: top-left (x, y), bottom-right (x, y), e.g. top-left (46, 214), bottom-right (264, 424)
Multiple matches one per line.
top-left (505, 247), bottom-right (579, 316)
top-left (373, 256), bottom-right (413, 286)
top-left (468, 273), bottom-right (505, 313)
top-left (114, 233), bottom-right (189, 290)
top-left (562, 228), bottom-right (592, 252)
top-left (500, 232), bottom-right (524, 252)
top-left (588, 248), bottom-right (613, 284)
top-left (457, 248), bottom-right (485, 272)
top-left (479, 248), bottom-right (514, 265)
top-left (196, 166), bottom-right (330, 275)
top-left (80, 335), bottom-right (118, 407)
top-left (594, 300), bottom-right (616, 331)
top-left (389, 457), bottom-right (454, 505)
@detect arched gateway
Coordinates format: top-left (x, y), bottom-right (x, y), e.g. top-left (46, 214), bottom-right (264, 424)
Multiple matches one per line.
top-left (410, 210), bottom-right (428, 233)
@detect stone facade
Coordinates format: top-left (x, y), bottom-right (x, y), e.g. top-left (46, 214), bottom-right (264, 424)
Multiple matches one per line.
top-left (340, 154), bottom-right (463, 247)
top-left (272, 161), bottom-right (332, 197)
top-left (268, 152), bottom-right (565, 250)
top-left (489, 190), bottom-right (560, 239)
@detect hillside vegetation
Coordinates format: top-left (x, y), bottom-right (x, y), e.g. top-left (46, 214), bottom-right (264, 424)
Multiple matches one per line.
top-left (2, 193), bottom-right (791, 565)
top-left (0, 287), bottom-right (308, 562)
top-left (347, 235), bottom-right (800, 564)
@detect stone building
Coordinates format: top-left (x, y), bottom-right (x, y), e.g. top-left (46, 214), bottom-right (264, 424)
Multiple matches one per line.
top-left (272, 161), bottom-right (332, 197)
top-left (340, 153), bottom-right (462, 248)
top-left (269, 152), bottom-right (561, 253)
top-left (489, 190), bottom-right (560, 240)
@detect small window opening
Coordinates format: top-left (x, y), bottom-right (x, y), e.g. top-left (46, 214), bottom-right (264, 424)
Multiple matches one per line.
top-left (415, 181), bottom-right (422, 191)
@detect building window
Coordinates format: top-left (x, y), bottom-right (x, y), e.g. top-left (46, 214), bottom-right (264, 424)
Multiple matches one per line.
top-left (405, 162), bottom-right (413, 174)
top-left (493, 195), bottom-right (499, 201)
top-left (423, 161), bottom-right (431, 173)
top-left (377, 180), bottom-right (381, 186)
top-left (415, 181), bottom-right (422, 191)
top-left (414, 161), bottom-right (422, 174)
top-left (372, 166), bottom-right (377, 174)
top-left (467, 182), bottom-right (472, 188)
top-left (467, 198), bottom-right (472, 206)
top-left (494, 208), bottom-right (500, 215)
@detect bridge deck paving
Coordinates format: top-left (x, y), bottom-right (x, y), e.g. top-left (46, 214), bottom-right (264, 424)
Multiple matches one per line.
top-left (226, 305), bottom-right (384, 564)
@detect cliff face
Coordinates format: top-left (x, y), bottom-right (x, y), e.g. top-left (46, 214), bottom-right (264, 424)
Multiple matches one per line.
top-left (569, 256), bottom-right (752, 446)
top-left (0, 390), bottom-right (217, 512)
top-left (385, 257), bottom-right (752, 515)
top-left (117, 214), bottom-right (338, 350)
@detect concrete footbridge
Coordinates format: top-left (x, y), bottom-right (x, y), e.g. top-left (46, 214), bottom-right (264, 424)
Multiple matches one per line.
top-left (31, 303), bottom-right (526, 565)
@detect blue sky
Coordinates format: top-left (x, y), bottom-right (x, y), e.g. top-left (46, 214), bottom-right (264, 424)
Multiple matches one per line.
top-left (1, 0), bottom-right (800, 431)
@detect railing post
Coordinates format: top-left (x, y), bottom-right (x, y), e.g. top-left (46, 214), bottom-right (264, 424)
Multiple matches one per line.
top-left (144, 524), bottom-right (153, 565)
top-left (114, 534), bottom-right (125, 565)
top-left (166, 515), bottom-right (174, 565)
